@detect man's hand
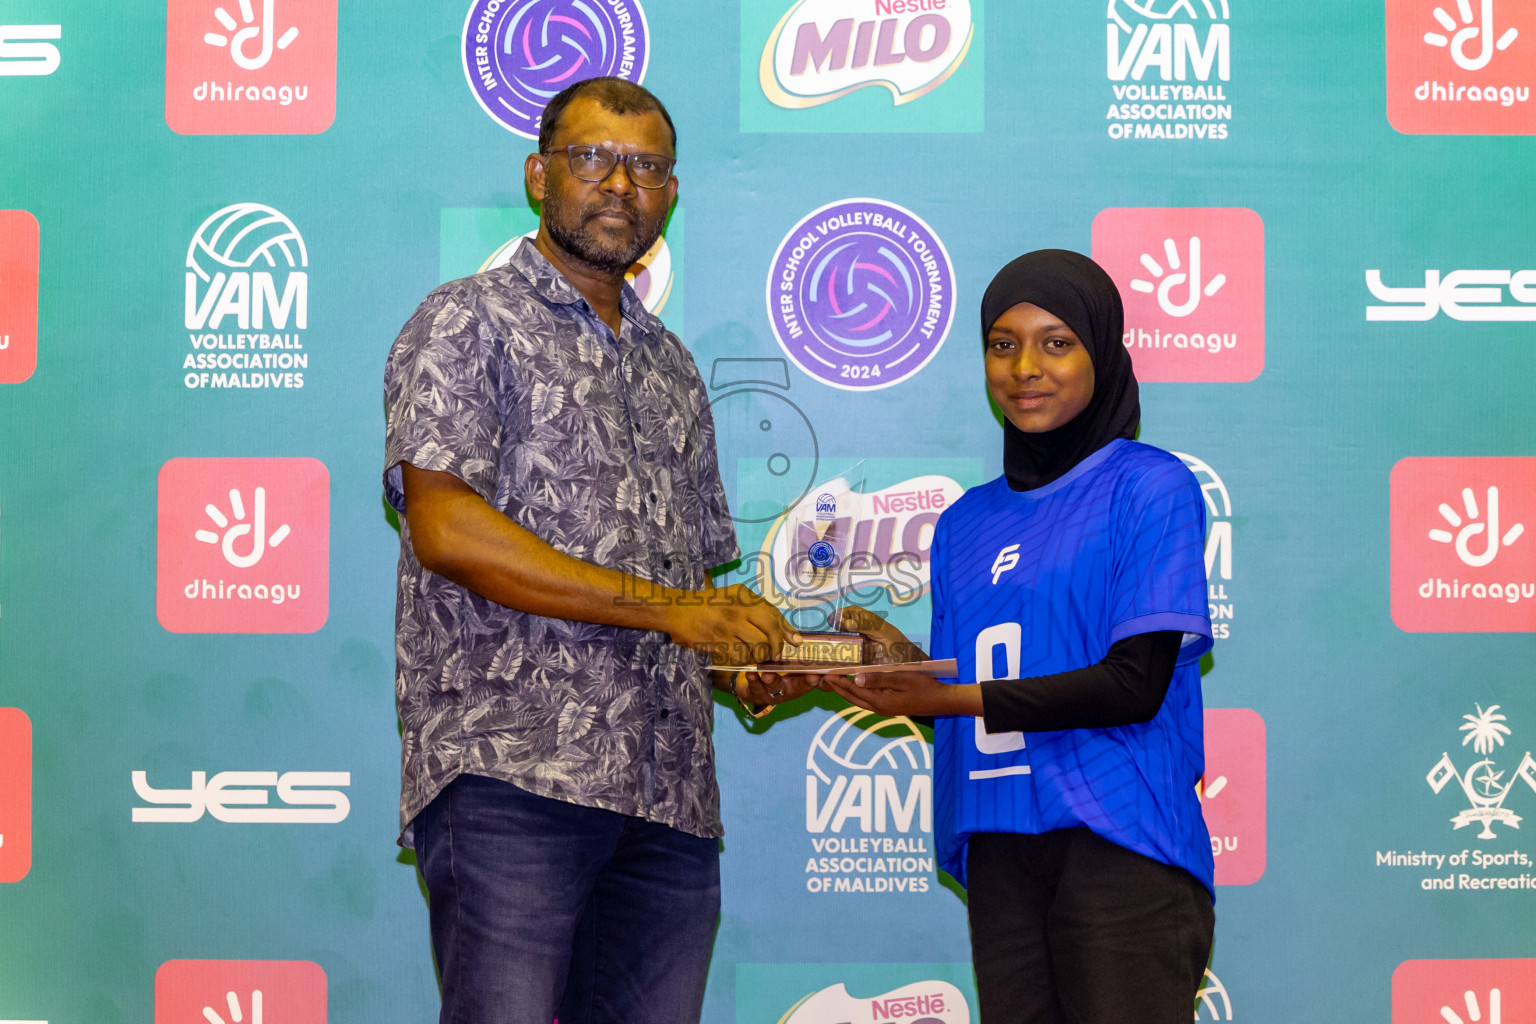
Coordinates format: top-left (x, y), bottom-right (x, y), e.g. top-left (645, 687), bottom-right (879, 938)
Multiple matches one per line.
top-left (661, 582), bottom-right (799, 667)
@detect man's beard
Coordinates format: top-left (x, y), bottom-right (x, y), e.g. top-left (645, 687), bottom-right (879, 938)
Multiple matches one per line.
top-left (542, 190), bottom-right (665, 276)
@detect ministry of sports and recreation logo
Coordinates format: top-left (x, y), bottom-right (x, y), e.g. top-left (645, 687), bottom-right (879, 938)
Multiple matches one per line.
top-left (1387, 0), bottom-right (1535, 134)
top-left (156, 457), bottom-right (329, 634)
top-left (779, 980), bottom-right (969, 1023)
top-left (182, 203), bottom-right (311, 391)
top-left (1174, 452), bottom-right (1236, 641)
top-left (1427, 704), bottom-right (1536, 840)
top-left (1093, 208), bottom-right (1264, 382)
top-left (133, 769), bottom-right (351, 823)
top-left (767, 198), bottom-right (953, 391)
top-left (1201, 708), bottom-right (1266, 885)
top-left (0, 22), bottom-right (60, 76)
top-left (1393, 959), bottom-right (1536, 1023)
top-left (165, 0), bottom-right (337, 134)
top-left (756, 473), bottom-right (963, 620)
top-left (156, 961), bottom-right (326, 1024)
top-left (1366, 264), bottom-right (1536, 320)
top-left (461, 0), bottom-right (649, 139)
top-left (1390, 457), bottom-right (1536, 632)
top-left (0, 708), bottom-right (31, 883)
top-left (1105, 0), bottom-right (1232, 141)
top-left (759, 0), bottom-right (974, 109)
top-left (804, 707), bottom-right (934, 895)
top-left (0, 210), bottom-right (39, 384)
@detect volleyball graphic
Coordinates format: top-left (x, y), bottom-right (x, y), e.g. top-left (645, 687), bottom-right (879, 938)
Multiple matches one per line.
top-left (806, 707), bottom-right (930, 784)
top-left (185, 202), bottom-right (308, 282)
top-left (1109, 0), bottom-right (1229, 26)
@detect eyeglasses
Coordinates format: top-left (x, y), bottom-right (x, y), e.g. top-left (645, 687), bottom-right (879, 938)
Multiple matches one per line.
top-left (545, 145), bottom-right (676, 189)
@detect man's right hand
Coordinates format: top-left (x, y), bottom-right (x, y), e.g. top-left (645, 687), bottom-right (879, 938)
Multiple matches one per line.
top-left (662, 583), bottom-right (799, 667)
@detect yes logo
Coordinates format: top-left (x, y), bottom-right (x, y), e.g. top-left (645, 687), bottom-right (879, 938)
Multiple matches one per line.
top-left (0, 23), bottom-right (61, 76)
top-left (1393, 959), bottom-right (1536, 1023)
top-left (156, 961), bottom-right (326, 1024)
top-left (0, 211), bottom-right (39, 384)
top-left (1093, 208), bottom-right (1264, 382)
top-left (1387, 0), bottom-right (1536, 133)
top-left (1201, 708), bottom-right (1265, 885)
top-left (156, 457), bottom-right (329, 633)
top-left (1391, 457), bottom-right (1536, 632)
top-left (133, 770), bottom-right (351, 823)
top-left (0, 708), bottom-right (31, 883)
top-left (165, 0), bottom-right (337, 135)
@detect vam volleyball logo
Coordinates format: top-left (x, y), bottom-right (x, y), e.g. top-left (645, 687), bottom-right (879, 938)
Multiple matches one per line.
top-left (1174, 451), bottom-right (1236, 640)
top-left (1393, 959), bottom-right (1536, 1023)
top-left (461, 0), bottom-right (649, 139)
top-left (156, 961), bottom-right (326, 1024)
top-left (1093, 208), bottom-right (1264, 382)
top-left (1390, 457), bottom-right (1536, 632)
top-left (0, 211), bottom-right (39, 384)
top-left (1196, 970), bottom-right (1235, 1020)
top-left (779, 980), bottom-right (969, 1024)
top-left (804, 707), bottom-right (934, 895)
top-left (1202, 708), bottom-right (1265, 885)
top-left (165, 0), bottom-right (337, 135)
top-left (767, 199), bottom-right (953, 391)
top-left (182, 203), bottom-right (310, 391)
top-left (0, 708), bottom-right (31, 883)
top-left (156, 457), bottom-right (329, 634)
top-left (1387, 0), bottom-right (1536, 133)
top-left (1105, 0), bottom-right (1233, 140)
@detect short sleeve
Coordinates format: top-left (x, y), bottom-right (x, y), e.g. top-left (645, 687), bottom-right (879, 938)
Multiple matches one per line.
top-left (684, 352), bottom-right (741, 570)
top-left (1107, 459), bottom-right (1213, 665)
top-left (383, 286), bottom-right (506, 514)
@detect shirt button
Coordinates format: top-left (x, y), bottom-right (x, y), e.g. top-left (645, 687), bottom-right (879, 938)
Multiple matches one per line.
top-left (663, 559), bottom-right (672, 569)
top-left (649, 492), bottom-right (657, 501)
top-left (659, 708), bottom-right (670, 719)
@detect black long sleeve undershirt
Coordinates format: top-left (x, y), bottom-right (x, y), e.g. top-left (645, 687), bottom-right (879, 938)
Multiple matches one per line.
top-left (976, 630), bottom-right (1185, 734)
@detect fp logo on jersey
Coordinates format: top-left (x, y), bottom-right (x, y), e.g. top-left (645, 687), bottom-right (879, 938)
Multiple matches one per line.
top-left (1093, 208), bottom-right (1264, 382)
top-left (156, 960), bottom-right (326, 1024)
top-left (156, 457), bottom-right (329, 634)
top-left (1202, 708), bottom-right (1266, 885)
top-left (165, 0), bottom-right (337, 134)
top-left (1393, 958), bottom-right (1536, 1023)
top-left (1387, 0), bottom-right (1535, 133)
top-left (767, 198), bottom-right (954, 391)
top-left (1391, 457), bottom-right (1536, 632)
top-left (0, 708), bottom-right (31, 883)
top-left (461, 0), bottom-right (650, 139)
top-left (0, 210), bottom-right (39, 384)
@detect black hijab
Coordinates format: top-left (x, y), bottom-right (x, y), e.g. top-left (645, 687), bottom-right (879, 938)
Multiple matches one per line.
top-left (981, 249), bottom-right (1140, 492)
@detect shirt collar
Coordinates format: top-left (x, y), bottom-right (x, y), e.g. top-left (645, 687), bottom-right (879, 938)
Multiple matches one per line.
top-left (506, 236), bottom-right (666, 340)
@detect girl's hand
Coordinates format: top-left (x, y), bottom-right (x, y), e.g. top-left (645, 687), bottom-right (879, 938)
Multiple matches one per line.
top-left (819, 671), bottom-right (982, 719)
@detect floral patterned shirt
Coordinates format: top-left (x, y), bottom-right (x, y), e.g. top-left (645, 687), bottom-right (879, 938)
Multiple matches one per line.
top-left (383, 239), bottom-right (739, 842)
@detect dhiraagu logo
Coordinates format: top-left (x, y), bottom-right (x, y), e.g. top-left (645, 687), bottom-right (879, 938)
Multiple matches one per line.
top-left (439, 206), bottom-right (683, 336)
top-left (741, 0), bottom-right (984, 132)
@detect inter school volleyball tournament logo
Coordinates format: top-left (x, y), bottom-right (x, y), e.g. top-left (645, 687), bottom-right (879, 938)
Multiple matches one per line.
top-left (1387, 0), bottom-right (1535, 133)
top-left (1105, 0), bottom-right (1232, 141)
top-left (1092, 208), bottom-right (1264, 382)
top-left (156, 457), bottom-right (329, 634)
top-left (779, 980), bottom-right (969, 1023)
top-left (0, 708), bottom-right (31, 883)
top-left (165, 0), bottom-right (337, 134)
top-left (156, 961), bottom-right (326, 1024)
top-left (1393, 959), bottom-right (1536, 1023)
top-left (1174, 452), bottom-right (1236, 640)
top-left (1390, 457), bottom-right (1536, 633)
top-left (461, 0), bottom-right (649, 139)
top-left (183, 203), bottom-right (310, 391)
top-left (758, 0), bottom-right (974, 109)
top-left (0, 211), bottom-right (39, 384)
top-left (1202, 708), bottom-right (1266, 885)
top-left (804, 707), bottom-right (934, 895)
top-left (1427, 704), bottom-right (1536, 840)
top-left (767, 199), bottom-right (953, 391)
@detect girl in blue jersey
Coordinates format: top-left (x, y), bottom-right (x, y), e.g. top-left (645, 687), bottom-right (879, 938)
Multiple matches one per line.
top-left (821, 250), bottom-right (1215, 1024)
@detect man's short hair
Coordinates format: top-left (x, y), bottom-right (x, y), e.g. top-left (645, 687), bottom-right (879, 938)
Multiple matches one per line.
top-left (538, 77), bottom-right (677, 156)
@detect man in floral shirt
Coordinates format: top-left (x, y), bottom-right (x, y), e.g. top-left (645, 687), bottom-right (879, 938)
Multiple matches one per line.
top-left (383, 78), bottom-right (800, 1024)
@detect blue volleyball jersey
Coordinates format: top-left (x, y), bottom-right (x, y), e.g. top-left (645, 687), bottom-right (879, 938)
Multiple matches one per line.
top-left (929, 439), bottom-right (1215, 895)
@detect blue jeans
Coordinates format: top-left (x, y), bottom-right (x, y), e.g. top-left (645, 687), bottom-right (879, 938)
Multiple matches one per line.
top-left (414, 773), bottom-right (721, 1024)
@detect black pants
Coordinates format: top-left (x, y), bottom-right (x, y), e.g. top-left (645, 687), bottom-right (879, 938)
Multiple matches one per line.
top-left (966, 829), bottom-right (1214, 1024)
